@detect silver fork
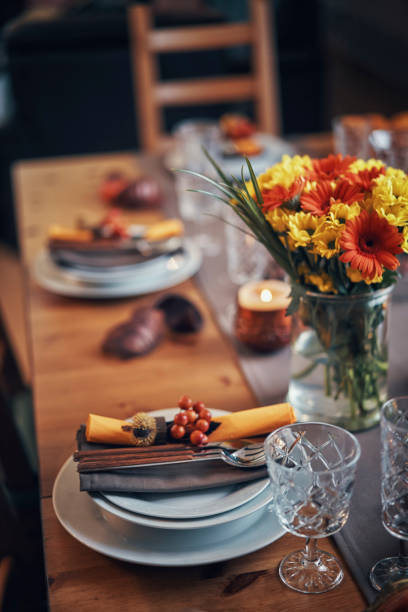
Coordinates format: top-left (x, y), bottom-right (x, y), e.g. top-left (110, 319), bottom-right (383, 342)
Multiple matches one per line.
top-left (192, 442), bottom-right (266, 469)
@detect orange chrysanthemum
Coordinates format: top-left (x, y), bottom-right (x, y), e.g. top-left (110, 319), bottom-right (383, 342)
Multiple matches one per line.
top-left (307, 154), bottom-right (356, 181)
top-left (339, 210), bottom-right (403, 280)
top-left (261, 177), bottom-right (304, 212)
top-left (345, 166), bottom-right (386, 191)
top-left (300, 180), bottom-right (365, 216)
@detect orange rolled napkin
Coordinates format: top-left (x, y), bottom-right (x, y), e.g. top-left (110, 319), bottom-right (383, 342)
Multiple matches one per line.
top-left (207, 403), bottom-right (295, 442)
top-left (85, 403), bottom-right (295, 446)
top-left (86, 413), bottom-right (167, 446)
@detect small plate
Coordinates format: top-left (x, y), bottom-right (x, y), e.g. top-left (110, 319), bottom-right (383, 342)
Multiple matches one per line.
top-left (102, 479), bottom-right (268, 520)
top-left (91, 483), bottom-right (273, 530)
top-left (53, 457), bottom-right (284, 566)
top-left (34, 239), bottom-right (202, 298)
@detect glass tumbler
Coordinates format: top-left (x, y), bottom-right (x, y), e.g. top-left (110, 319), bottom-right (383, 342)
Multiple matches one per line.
top-left (370, 396), bottom-right (408, 591)
top-left (265, 422), bottom-right (361, 594)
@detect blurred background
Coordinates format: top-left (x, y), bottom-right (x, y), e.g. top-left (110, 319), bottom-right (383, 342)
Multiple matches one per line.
top-left (0, 1), bottom-right (407, 610)
top-left (1, 0), bottom-right (408, 248)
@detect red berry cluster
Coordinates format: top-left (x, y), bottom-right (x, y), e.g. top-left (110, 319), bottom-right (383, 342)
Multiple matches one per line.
top-left (170, 395), bottom-right (212, 446)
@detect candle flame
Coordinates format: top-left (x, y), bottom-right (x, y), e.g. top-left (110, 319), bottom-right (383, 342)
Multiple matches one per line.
top-left (260, 288), bottom-right (273, 303)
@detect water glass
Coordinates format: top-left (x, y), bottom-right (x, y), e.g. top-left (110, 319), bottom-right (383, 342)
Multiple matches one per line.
top-left (223, 205), bottom-right (268, 285)
top-left (265, 422), bottom-right (361, 594)
top-left (172, 120), bottom-right (221, 256)
top-left (370, 396), bottom-right (408, 591)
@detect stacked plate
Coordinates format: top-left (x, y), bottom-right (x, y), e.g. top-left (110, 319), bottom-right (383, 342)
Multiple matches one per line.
top-left (34, 238), bottom-right (202, 299)
top-left (52, 409), bottom-right (284, 566)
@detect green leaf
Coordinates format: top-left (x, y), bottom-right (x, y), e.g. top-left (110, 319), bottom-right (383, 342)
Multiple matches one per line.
top-left (202, 147), bottom-right (233, 186)
top-left (286, 283), bottom-right (305, 316)
top-left (245, 157), bottom-right (263, 205)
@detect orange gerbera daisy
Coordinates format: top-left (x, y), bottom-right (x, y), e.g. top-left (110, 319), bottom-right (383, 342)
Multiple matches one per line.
top-left (261, 177), bottom-right (304, 212)
top-left (307, 154), bottom-right (356, 181)
top-left (345, 166), bottom-right (386, 191)
top-left (300, 180), bottom-right (364, 216)
top-left (339, 210), bottom-right (403, 280)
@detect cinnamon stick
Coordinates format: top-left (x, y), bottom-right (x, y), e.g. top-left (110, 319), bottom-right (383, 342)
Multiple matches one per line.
top-left (77, 453), bottom-right (194, 472)
top-left (74, 444), bottom-right (191, 461)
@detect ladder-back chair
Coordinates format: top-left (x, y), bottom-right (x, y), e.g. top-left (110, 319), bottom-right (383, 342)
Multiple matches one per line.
top-left (127, 0), bottom-right (280, 151)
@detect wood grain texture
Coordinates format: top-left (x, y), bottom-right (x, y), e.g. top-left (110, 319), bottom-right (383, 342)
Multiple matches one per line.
top-left (42, 496), bottom-right (365, 612)
top-left (15, 150), bottom-right (364, 611)
top-left (149, 23), bottom-right (253, 52)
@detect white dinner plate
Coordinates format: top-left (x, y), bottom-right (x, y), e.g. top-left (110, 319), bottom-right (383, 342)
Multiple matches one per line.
top-left (91, 482), bottom-right (273, 530)
top-left (53, 248), bottom-right (185, 284)
top-left (53, 457), bottom-right (284, 566)
top-left (33, 239), bottom-right (202, 298)
top-left (100, 407), bottom-right (267, 519)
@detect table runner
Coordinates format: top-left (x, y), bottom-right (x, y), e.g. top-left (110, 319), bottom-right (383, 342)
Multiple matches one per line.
top-left (189, 216), bottom-right (407, 604)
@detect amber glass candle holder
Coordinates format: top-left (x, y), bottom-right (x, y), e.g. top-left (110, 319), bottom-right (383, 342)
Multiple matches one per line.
top-left (235, 280), bottom-right (291, 352)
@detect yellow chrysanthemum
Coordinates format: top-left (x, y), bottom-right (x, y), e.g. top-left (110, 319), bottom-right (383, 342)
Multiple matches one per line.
top-left (385, 167), bottom-right (407, 180)
top-left (312, 225), bottom-right (341, 258)
top-left (402, 226), bottom-right (408, 253)
top-left (287, 212), bottom-right (322, 247)
top-left (305, 272), bottom-right (337, 293)
top-left (258, 155), bottom-right (312, 191)
top-left (327, 202), bottom-right (361, 225)
top-left (348, 159), bottom-right (385, 173)
top-left (346, 267), bottom-right (383, 285)
top-left (371, 175), bottom-right (408, 226)
top-left (265, 207), bottom-right (292, 232)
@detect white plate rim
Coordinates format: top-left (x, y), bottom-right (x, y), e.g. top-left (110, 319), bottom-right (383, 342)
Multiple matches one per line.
top-left (52, 456), bottom-right (284, 566)
top-left (34, 239), bottom-right (202, 298)
top-left (91, 483), bottom-right (273, 530)
top-left (101, 407), bottom-right (268, 519)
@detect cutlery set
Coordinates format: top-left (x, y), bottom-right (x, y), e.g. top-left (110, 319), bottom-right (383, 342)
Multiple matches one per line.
top-left (74, 442), bottom-right (266, 472)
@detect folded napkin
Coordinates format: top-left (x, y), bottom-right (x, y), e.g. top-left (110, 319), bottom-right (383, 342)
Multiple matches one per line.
top-left (76, 426), bottom-right (267, 493)
top-left (85, 402), bottom-right (295, 446)
top-left (207, 403), bottom-right (295, 442)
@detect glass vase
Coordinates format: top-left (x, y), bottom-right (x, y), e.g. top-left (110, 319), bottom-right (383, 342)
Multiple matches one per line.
top-left (287, 286), bottom-right (393, 431)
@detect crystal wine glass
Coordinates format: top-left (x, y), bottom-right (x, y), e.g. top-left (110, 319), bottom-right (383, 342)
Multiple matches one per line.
top-left (265, 422), bottom-right (361, 594)
top-left (370, 396), bottom-right (408, 591)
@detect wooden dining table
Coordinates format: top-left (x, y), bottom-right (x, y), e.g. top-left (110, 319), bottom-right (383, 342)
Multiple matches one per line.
top-left (13, 137), bottom-right (367, 611)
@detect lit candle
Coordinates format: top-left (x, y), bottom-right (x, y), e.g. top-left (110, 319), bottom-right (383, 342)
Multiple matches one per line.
top-left (235, 279), bottom-right (291, 352)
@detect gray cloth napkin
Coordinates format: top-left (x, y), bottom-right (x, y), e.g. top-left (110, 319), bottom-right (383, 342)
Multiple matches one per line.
top-left (76, 427), bottom-right (268, 493)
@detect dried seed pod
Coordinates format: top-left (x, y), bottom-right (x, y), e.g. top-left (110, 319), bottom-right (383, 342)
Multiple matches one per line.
top-left (154, 293), bottom-right (203, 333)
top-left (114, 176), bottom-right (162, 209)
top-left (102, 307), bottom-right (165, 359)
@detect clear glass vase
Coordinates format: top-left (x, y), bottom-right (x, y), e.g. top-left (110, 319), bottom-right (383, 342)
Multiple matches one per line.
top-left (287, 286), bottom-right (393, 431)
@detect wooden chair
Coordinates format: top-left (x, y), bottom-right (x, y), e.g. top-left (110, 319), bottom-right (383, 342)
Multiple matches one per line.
top-left (127, 0), bottom-right (280, 152)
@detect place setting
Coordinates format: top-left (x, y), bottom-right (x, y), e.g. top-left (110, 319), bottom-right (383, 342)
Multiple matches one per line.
top-left (53, 399), bottom-right (296, 567)
top-left (33, 209), bottom-right (202, 298)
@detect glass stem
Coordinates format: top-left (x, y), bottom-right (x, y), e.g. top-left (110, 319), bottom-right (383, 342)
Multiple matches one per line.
top-left (304, 537), bottom-right (318, 563)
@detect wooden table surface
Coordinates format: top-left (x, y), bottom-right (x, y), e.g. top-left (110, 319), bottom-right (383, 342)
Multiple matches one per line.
top-left (13, 145), bottom-right (366, 612)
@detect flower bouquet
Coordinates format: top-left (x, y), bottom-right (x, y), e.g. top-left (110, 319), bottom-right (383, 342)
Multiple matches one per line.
top-left (187, 152), bottom-right (408, 429)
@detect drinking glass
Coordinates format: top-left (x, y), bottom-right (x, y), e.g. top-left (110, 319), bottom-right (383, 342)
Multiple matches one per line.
top-left (223, 205), bottom-right (268, 285)
top-left (370, 396), bottom-right (408, 591)
top-left (265, 422), bottom-right (361, 594)
top-left (173, 119), bottom-right (221, 256)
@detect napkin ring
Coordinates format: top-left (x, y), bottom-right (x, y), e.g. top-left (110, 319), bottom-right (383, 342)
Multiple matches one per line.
top-left (122, 413), bottom-right (167, 446)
